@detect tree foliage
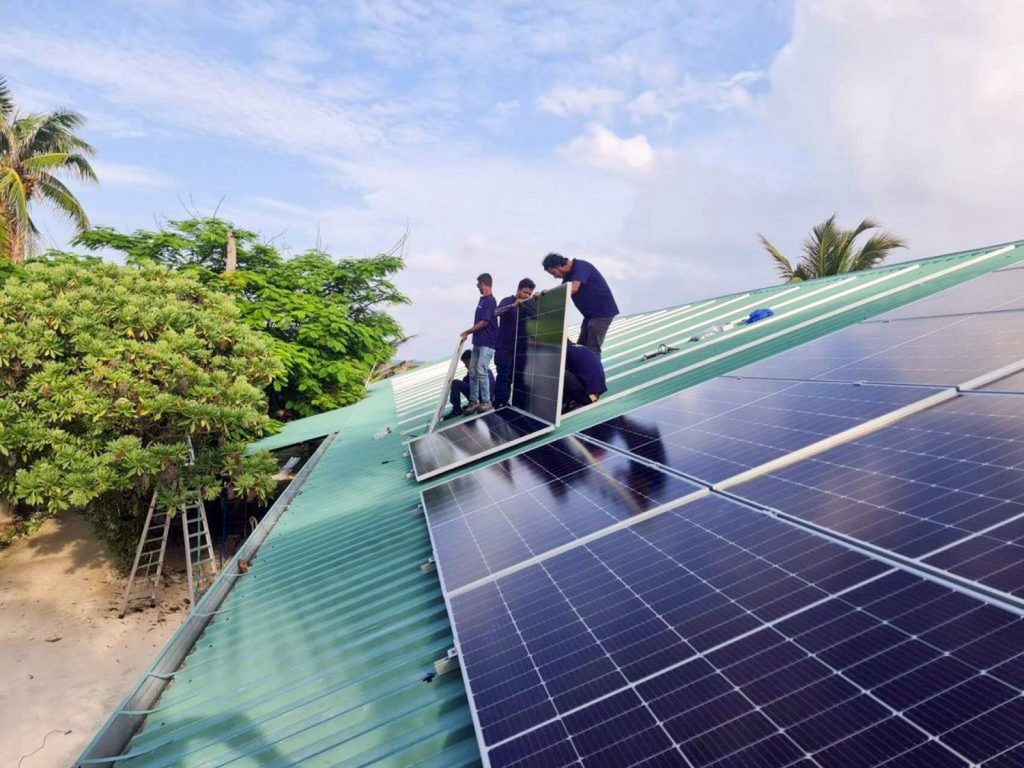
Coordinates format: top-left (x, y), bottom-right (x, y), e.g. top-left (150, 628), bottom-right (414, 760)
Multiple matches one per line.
top-left (760, 214), bottom-right (908, 282)
top-left (0, 258), bottom-right (282, 565)
top-left (76, 218), bottom-right (410, 417)
top-left (0, 76), bottom-right (97, 265)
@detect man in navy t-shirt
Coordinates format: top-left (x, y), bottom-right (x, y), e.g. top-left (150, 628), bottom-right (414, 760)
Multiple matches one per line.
top-left (493, 277), bottom-right (536, 407)
top-left (562, 341), bottom-right (607, 411)
top-left (458, 273), bottom-right (498, 412)
top-left (542, 253), bottom-right (619, 356)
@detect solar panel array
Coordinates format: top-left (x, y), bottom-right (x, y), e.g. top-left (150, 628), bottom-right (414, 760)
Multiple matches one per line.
top-left (417, 259), bottom-right (1024, 767)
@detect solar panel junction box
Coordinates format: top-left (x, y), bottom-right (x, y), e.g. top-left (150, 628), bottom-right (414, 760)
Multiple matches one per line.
top-left (420, 556), bottom-right (437, 575)
top-left (433, 647), bottom-right (460, 677)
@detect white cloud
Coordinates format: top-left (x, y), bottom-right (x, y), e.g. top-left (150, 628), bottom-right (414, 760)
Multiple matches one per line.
top-left (627, 70), bottom-right (764, 123)
top-left (91, 160), bottom-right (176, 188)
top-left (537, 85), bottom-right (625, 117)
top-left (560, 124), bottom-right (655, 174)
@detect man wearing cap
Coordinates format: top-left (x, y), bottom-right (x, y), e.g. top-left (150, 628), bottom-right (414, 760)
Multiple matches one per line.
top-left (542, 253), bottom-right (619, 357)
top-left (458, 273), bottom-right (498, 413)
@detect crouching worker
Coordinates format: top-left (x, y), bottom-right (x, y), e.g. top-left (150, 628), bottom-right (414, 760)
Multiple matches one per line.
top-left (562, 340), bottom-right (607, 412)
top-left (447, 350), bottom-right (496, 419)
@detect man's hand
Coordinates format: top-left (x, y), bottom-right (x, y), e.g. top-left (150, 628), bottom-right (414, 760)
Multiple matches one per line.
top-left (459, 331), bottom-right (469, 341)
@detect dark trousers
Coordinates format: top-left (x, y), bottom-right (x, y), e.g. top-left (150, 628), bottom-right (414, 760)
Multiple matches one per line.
top-left (562, 370), bottom-right (587, 409)
top-left (578, 316), bottom-right (613, 357)
top-left (449, 379), bottom-right (470, 410)
top-left (493, 349), bottom-right (514, 407)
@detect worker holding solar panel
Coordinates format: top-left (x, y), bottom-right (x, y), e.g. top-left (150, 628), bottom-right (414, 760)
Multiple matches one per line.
top-left (542, 252), bottom-right (619, 356)
top-left (457, 272), bottom-right (499, 413)
top-left (493, 277), bottom-right (536, 407)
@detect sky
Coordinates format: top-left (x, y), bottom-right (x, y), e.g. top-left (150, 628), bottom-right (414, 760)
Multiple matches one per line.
top-left (3, 0), bottom-right (1023, 360)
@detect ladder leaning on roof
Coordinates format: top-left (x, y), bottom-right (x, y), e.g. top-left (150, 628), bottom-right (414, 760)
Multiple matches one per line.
top-left (119, 438), bottom-right (219, 616)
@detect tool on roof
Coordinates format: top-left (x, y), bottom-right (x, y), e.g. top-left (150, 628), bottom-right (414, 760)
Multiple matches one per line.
top-left (741, 308), bottom-right (774, 324)
top-left (689, 322), bottom-right (734, 342)
top-left (641, 343), bottom-right (679, 360)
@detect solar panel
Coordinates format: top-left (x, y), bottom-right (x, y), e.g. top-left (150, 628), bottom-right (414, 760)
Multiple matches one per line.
top-left (422, 436), bottom-right (700, 593)
top-left (408, 409), bottom-right (553, 481)
top-left (872, 267), bottom-right (1024, 320)
top-left (581, 378), bottom-right (939, 484)
top-left (447, 492), bottom-right (1024, 767)
top-left (407, 285), bottom-right (571, 481)
top-left (511, 286), bottom-right (571, 424)
top-left (734, 310), bottom-right (1024, 388)
top-left (731, 393), bottom-right (1024, 597)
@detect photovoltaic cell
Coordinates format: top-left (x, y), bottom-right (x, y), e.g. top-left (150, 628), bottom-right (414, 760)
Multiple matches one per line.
top-left (511, 286), bottom-right (570, 425)
top-left (872, 267), bottom-right (1024, 320)
top-left (733, 311), bottom-right (1024, 387)
top-left (581, 379), bottom-right (937, 484)
top-left (732, 394), bottom-right (1024, 598)
top-left (408, 409), bottom-right (552, 481)
top-left (448, 493), bottom-right (1024, 767)
top-left (422, 435), bottom-right (699, 592)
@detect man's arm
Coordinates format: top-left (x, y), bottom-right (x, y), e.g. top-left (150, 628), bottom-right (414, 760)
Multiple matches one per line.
top-left (569, 280), bottom-right (581, 295)
top-left (459, 320), bottom-right (487, 341)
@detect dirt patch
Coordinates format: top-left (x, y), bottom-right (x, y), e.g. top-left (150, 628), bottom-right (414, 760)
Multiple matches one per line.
top-left (0, 513), bottom-right (189, 767)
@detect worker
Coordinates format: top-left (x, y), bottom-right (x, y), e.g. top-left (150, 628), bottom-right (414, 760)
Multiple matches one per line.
top-left (542, 252), bottom-right (619, 357)
top-left (562, 340), bottom-right (607, 412)
top-left (493, 277), bottom-right (536, 407)
top-left (446, 350), bottom-right (496, 419)
top-left (458, 273), bottom-right (498, 413)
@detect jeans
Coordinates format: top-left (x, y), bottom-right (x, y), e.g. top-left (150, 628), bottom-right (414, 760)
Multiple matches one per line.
top-left (493, 349), bottom-right (514, 407)
top-left (562, 369), bottom-right (586, 410)
top-left (469, 346), bottom-right (495, 404)
top-left (577, 316), bottom-right (614, 357)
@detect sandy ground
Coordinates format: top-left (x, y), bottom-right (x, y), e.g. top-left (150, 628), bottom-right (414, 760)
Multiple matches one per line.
top-left (0, 513), bottom-right (189, 768)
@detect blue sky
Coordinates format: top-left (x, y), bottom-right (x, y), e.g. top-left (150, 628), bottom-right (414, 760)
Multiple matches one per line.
top-left (3, 1), bottom-right (1022, 359)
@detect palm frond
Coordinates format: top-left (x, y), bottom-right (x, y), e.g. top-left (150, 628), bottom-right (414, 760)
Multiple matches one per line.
top-left (850, 231), bottom-right (907, 272)
top-left (34, 174), bottom-right (90, 232)
top-left (0, 166), bottom-right (29, 225)
top-left (759, 234), bottom-right (798, 281)
top-left (0, 77), bottom-right (13, 119)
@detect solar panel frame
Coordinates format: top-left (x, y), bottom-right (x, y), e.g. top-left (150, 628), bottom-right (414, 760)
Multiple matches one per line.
top-left (426, 338), bottom-right (467, 433)
top-left (870, 266), bottom-right (1024, 321)
top-left (409, 408), bottom-right (555, 481)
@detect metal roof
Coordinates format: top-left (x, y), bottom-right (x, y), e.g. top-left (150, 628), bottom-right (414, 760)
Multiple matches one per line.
top-left (79, 240), bottom-right (1024, 767)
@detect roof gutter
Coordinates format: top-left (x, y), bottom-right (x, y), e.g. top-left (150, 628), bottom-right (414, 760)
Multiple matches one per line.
top-left (76, 432), bottom-right (338, 767)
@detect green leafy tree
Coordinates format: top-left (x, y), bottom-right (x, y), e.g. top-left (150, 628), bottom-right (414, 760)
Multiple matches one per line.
top-left (76, 218), bottom-right (410, 417)
top-left (0, 257), bottom-right (282, 565)
top-left (760, 214), bottom-right (907, 282)
top-left (0, 76), bottom-right (97, 265)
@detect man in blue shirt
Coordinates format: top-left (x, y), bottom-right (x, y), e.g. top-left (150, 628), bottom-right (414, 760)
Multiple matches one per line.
top-left (562, 340), bottom-right (607, 412)
top-left (542, 253), bottom-right (619, 357)
top-left (493, 277), bottom-right (536, 408)
top-left (458, 273), bottom-right (498, 412)
top-left (446, 350), bottom-right (496, 418)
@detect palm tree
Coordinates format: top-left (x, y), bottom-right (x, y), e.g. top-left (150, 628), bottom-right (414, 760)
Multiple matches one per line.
top-left (760, 214), bottom-right (907, 283)
top-left (0, 77), bottom-right (97, 265)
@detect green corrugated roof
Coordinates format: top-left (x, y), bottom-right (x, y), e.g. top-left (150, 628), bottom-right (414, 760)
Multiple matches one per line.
top-left (82, 240), bottom-right (1024, 767)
